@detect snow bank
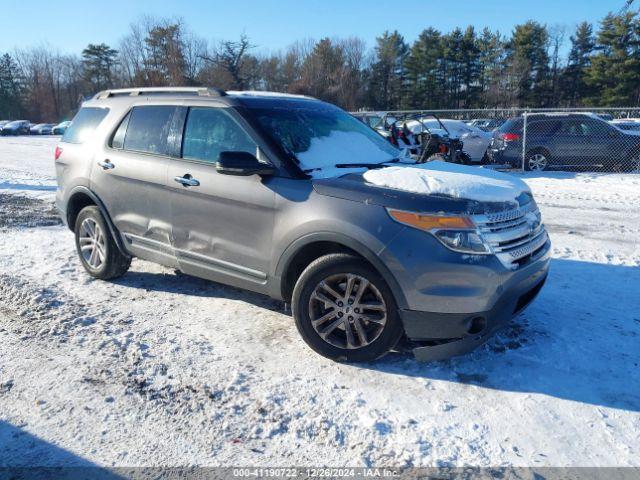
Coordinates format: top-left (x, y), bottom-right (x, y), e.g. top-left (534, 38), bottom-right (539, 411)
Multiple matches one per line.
top-left (363, 161), bottom-right (530, 203)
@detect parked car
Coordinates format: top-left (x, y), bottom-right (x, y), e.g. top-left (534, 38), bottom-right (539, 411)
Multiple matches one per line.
top-left (488, 113), bottom-right (640, 172)
top-left (30, 123), bottom-right (56, 135)
top-left (55, 87), bottom-right (550, 362)
top-left (0, 120), bottom-right (11, 129)
top-left (597, 113), bottom-right (614, 122)
top-left (352, 111), bottom-right (397, 141)
top-left (611, 119), bottom-right (640, 132)
top-left (0, 120), bottom-right (30, 136)
top-left (52, 121), bottom-right (72, 135)
top-left (406, 118), bottom-right (492, 163)
top-left (467, 118), bottom-right (506, 132)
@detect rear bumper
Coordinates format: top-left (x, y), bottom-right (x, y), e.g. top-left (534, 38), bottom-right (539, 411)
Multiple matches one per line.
top-left (488, 146), bottom-right (521, 166)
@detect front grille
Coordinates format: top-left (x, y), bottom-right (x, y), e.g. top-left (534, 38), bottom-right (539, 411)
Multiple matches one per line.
top-left (473, 203), bottom-right (548, 269)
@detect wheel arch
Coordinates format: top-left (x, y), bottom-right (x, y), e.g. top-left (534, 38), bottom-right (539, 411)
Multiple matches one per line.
top-left (276, 233), bottom-right (407, 309)
top-left (526, 146), bottom-right (551, 159)
top-left (66, 186), bottom-right (130, 258)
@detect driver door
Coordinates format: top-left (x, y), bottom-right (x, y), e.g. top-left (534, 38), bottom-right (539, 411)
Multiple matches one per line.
top-left (168, 106), bottom-right (277, 292)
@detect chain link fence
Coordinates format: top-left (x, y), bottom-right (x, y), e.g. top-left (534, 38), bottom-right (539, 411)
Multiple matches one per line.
top-left (352, 107), bottom-right (640, 173)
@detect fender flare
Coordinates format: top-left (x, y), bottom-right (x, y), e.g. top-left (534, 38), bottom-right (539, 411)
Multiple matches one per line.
top-left (275, 231), bottom-right (408, 309)
top-left (66, 186), bottom-right (131, 258)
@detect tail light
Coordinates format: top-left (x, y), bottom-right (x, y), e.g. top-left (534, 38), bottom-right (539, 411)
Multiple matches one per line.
top-left (54, 145), bottom-right (63, 161)
top-left (439, 144), bottom-right (448, 154)
top-left (501, 133), bottom-right (520, 142)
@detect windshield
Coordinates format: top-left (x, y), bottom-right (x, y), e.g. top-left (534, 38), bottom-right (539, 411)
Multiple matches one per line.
top-left (249, 103), bottom-right (399, 175)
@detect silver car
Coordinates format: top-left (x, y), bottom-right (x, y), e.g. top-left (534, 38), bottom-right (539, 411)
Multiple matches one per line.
top-left (55, 87), bottom-right (550, 362)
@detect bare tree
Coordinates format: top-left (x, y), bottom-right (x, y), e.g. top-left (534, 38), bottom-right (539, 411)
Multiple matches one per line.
top-left (200, 34), bottom-right (256, 89)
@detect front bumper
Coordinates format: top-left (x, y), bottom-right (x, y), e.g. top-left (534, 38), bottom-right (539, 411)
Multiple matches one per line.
top-left (380, 224), bottom-right (551, 361)
top-left (405, 264), bottom-right (548, 361)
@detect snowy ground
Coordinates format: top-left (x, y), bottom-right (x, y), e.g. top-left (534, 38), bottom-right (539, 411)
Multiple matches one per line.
top-left (0, 136), bottom-right (639, 468)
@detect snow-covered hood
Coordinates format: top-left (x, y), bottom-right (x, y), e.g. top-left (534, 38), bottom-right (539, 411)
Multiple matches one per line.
top-left (363, 161), bottom-right (530, 203)
top-left (312, 161), bottom-right (533, 215)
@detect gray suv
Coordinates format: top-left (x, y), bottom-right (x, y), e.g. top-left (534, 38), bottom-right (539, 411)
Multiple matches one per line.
top-left (55, 87), bottom-right (550, 362)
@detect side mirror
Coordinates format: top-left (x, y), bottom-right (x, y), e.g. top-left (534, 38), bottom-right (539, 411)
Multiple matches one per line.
top-left (216, 151), bottom-right (276, 177)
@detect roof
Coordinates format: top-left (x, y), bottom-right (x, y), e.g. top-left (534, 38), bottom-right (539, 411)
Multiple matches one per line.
top-left (93, 87), bottom-right (314, 102)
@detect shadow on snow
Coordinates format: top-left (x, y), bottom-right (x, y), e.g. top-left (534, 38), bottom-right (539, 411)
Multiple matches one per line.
top-left (111, 257), bottom-right (638, 413)
top-left (0, 420), bottom-right (124, 478)
top-left (357, 258), bottom-right (640, 412)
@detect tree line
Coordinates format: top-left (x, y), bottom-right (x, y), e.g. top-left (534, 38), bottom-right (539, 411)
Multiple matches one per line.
top-left (1, 8), bottom-right (639, 123)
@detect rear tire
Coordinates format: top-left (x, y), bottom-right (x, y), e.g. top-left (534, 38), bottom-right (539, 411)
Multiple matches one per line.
top-left (525, 149), bottom-right (550, 171)
top-left (292, 253), bottom-right (403, 362)
top-left (74, 206), bottom-right (131, 280)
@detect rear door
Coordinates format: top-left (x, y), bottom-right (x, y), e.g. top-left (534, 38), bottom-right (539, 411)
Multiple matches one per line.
top-left (167, 105), bottom-right (277, 291)
top-left (92, 104), bottom-right (183, 268)
top-left (555, 119), bottom-right (595, 165)
top-left (527, 119), bottom-right (562, 162)
top-left (582, 118), bottom-right (620, 166)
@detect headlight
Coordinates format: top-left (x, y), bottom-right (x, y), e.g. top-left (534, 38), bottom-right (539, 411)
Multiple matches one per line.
top-left (433, 230), bottom-right (490, 254)
top-left (387, 209), bottom-right (491, 255)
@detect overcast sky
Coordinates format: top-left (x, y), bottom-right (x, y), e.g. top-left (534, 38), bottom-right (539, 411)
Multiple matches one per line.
top-left (0, 0), bottom-right (627, 54)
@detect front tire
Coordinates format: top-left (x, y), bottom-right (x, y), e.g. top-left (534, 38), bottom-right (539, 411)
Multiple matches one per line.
top-left (74, 206), bottom-right (131, 280)
top-left (292, 253), bottom-right (403, 362)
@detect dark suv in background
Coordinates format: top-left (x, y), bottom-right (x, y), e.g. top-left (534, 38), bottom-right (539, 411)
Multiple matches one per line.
top-left (489, 113), bottom-right (640, 171)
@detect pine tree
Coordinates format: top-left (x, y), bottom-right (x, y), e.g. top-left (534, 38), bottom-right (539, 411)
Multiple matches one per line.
top-left (561, 22), bottom-right (595, 106)
top-left (0, 53), bottom-right (23, 118)
top-left (505, 21), bottom-right (552, 106)
top-left (144, 23), bottom-right (187, 86)
top-left (477, 28), bottom-right (506, 107)
top-left (403, 28), bottom-right (443, 109)
top-left (460, 26), bottom-right (481, 108)
top-left (585, 11), bottom-right (640, 106)
top-left (81, 43), bottom-right (118, 93)
top-left (368, 31), bottom-right (407, 109)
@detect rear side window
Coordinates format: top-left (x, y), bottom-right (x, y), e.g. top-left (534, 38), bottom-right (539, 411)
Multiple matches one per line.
top-left (497, 118), bottom-right (523, 134)
top-left (528, 120), bottom-right (561, 135)
top-left (121, 106), bottom-right (176, 155)
top-left (62, 107), bottom-right (109, 144)
top-left (182, 107), bottom-right (257, 163)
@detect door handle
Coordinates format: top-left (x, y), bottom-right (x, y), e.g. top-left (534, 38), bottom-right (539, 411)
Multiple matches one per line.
top-left (97, 159), bottom-right (115, 170)
top-left (174, 174), bottom-right (200, 187)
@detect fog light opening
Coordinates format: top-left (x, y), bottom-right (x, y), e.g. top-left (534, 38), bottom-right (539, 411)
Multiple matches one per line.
top-left (467, 316), bottom-right (486, 335)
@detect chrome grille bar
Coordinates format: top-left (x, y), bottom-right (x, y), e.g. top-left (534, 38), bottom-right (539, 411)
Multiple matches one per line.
top-left (473, 203), bottom-right (547, 269)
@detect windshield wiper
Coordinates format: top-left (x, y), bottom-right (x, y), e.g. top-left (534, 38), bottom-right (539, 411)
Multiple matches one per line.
top-left (335, 158), bottom-right (401, 169)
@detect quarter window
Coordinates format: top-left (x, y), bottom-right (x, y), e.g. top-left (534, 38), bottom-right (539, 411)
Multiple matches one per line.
top-left (182, 107), bottom-right (257, 163)
top-left (122, 106), bottom-right (177, 155)
top-left (110, 111), bottom-right (131, 149)
top-left (62, 107), bottom-right (109, 144)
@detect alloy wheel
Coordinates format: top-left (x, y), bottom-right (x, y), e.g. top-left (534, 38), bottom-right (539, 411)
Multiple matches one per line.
top-left (78, 218), bottom-right (106, 269)
top-left (308, 273), bottom-right (387, 350)
top-left (528, 153), bottom-right (548, 171)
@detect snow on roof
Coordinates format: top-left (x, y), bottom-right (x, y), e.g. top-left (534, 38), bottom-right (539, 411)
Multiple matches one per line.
top-left (226, 90), bottom-right (314, 100)
top-left (363, 161), bottom-right (530, 203)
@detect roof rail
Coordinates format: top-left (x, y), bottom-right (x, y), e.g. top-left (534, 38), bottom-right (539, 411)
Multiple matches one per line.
top-left (93, 87), bottom-right (226, 100)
